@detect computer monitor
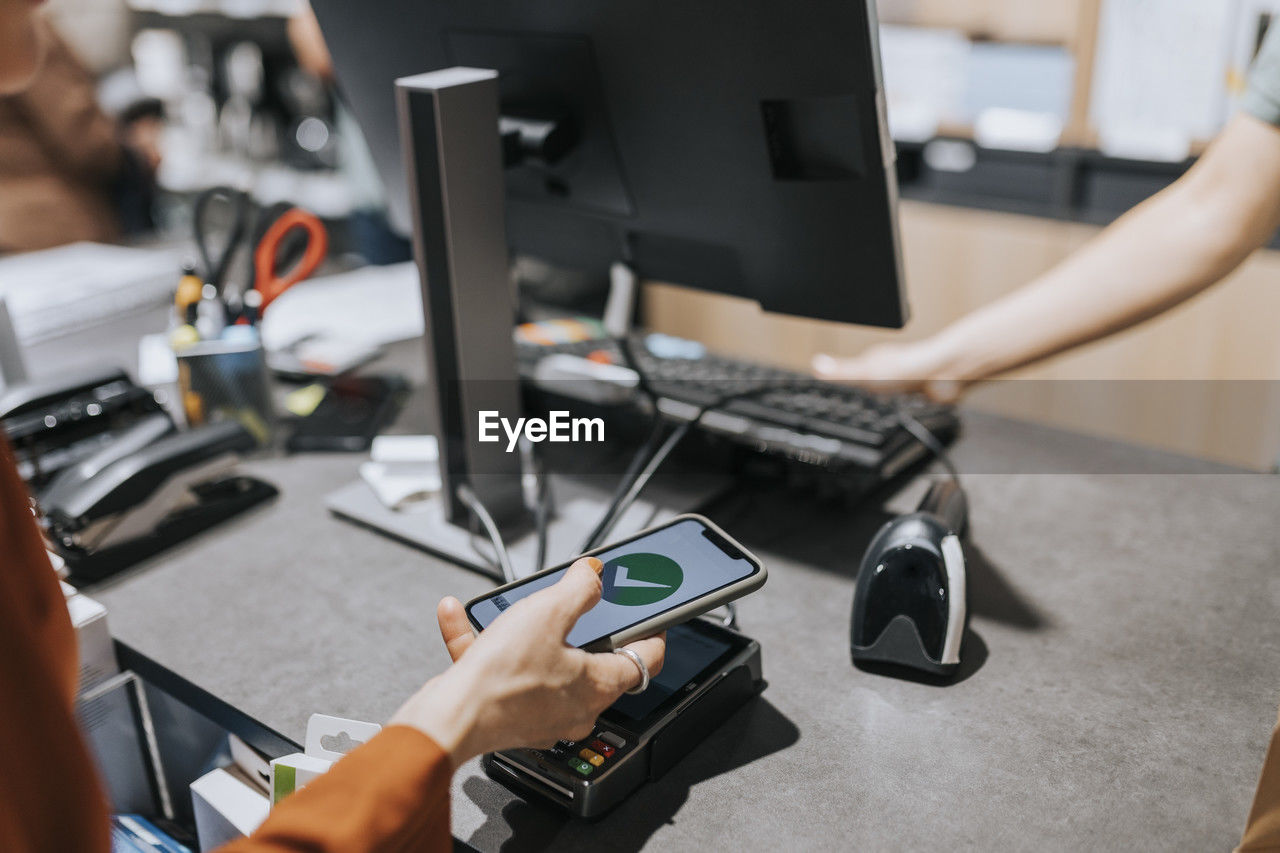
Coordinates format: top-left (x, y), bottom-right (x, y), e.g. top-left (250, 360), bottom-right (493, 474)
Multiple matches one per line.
top-left (309, 0), bottom-right (908, 328)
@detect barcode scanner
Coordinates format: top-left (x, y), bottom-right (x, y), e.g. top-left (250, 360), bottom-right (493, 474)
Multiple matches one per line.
top-left (851, 480), bottom-right (968, 676)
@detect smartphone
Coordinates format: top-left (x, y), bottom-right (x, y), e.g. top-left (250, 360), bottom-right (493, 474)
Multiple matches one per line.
top-left (465, 514), bottom-right (766, 652)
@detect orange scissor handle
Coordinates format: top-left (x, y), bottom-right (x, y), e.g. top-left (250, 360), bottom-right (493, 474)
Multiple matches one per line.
top-left (253, 207), bottom-right (329, 310)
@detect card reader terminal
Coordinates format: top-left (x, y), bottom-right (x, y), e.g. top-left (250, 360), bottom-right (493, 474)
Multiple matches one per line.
top-left (482, 618), bottom-right (764, 819)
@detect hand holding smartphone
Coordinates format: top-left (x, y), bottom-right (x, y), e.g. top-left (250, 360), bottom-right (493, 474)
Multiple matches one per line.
top-left (465, 515), bottom-right (766, 652)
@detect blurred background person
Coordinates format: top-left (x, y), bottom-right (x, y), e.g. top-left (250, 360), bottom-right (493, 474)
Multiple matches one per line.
top-left (286, 1), bottom-right (409, 264)
top-left (0, 13), bottom-right (159, 253)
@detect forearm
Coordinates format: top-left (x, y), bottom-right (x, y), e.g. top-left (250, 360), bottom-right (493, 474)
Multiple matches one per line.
top-left (931, 184), bottom-right (1252, 381)
top-left (925, 115), bottom-right (1280, 384)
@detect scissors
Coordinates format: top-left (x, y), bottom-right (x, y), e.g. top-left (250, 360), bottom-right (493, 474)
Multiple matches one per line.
top-left (191, 185), bottom-right (328, 318)
top-left (250, 205), bottom-right (329, 314)
top-left (192, 185), bottom-right (251, 294)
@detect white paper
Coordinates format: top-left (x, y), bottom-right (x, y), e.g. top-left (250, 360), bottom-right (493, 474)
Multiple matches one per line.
top-left (359, 461), bottom-right (441, 510)
top-left (259, 262), bottom-right (423, 351)
top-left (370, 434), bottom-right (439, 464)
top-left (1091, 0), bottom-right (1239, 147)
top-left (0, 243), bottom-right (182, 344)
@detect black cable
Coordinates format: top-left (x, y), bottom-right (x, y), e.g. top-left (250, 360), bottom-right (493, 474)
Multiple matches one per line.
top-left (583, 333), bottom-right (820, 552)
top-left (581, 418), bottom-right (695, 552)
top-left (897, 409), bottom-right (961, 486)
top-left (615, 334), bottom-right (657, 400)
top-left (578, 411), bottom-right (667, 553)
top-left (583, 378), bottom-right (804, 551)
top-left (457, 331), bottom-right (663, 579)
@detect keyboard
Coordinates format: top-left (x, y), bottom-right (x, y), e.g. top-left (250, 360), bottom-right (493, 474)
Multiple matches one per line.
top-left (516, 333), bottom-right (958, 474)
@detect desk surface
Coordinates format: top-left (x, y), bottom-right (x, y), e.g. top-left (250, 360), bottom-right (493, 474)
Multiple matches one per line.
top-left (53, 322), bottom-right (1280, 851)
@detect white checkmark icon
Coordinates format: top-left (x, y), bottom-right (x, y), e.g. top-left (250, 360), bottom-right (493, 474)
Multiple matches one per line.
top-left (611, 566), bottom-right (671, 589)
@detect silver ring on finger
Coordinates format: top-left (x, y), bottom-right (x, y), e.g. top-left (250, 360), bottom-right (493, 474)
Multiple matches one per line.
top-left (614, 647), bottom-right (649, 694)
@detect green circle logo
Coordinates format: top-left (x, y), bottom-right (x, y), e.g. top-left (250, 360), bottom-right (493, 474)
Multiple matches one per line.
top-left (601, 552), bottom-right (684, 606)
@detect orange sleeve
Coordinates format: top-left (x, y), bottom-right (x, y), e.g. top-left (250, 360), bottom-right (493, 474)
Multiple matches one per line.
top-left (0, 439), bottom-right (111, 852)
top-left (1237, 710), bottom-right (1280, 851)
top-left (221, 726), bottom-right (454, 853)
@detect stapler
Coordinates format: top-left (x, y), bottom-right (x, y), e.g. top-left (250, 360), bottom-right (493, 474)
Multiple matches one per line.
top-left (40, 420), bottom-right (278, 583)
top-left (1, 365), bottom-right (166, 486)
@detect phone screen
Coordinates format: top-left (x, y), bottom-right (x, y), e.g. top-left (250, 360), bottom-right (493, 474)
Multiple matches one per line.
top-left (466, 518), bottom-right (758, 648)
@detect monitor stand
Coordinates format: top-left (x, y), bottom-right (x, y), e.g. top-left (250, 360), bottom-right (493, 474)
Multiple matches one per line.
top-left (326, 468), bottom-right (731, 581)
top-left (327, 67), bottom-right (728, 579)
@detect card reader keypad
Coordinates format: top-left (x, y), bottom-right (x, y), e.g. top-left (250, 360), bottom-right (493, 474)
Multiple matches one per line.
top-left (543, 729), bottom-right (629, 778)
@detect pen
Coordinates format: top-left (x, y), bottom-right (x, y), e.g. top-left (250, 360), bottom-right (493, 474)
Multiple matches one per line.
top-left (175, 264), bottom-right (203, 326)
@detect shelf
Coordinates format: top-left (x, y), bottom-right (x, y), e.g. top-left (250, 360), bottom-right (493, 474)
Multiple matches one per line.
top-left (896, 139), bottom-right (1186, 225)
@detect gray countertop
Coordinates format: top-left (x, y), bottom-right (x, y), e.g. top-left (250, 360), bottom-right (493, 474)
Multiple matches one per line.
top-left (44, 317), bottom-right (1280, 851)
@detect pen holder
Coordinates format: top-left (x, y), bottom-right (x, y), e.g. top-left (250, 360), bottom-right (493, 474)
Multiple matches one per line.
top-left (175, 337), bottom-right (277, 446)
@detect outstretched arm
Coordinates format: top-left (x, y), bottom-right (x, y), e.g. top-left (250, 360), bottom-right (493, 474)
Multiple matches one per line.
top-left (816, 113), bottom-right (1280, 400)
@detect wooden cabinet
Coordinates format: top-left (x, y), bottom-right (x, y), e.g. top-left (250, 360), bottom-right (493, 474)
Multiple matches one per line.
top-left (877, 0), bottom-right (1083, 45)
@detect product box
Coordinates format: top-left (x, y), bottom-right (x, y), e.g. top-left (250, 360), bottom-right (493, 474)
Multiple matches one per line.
top-left (269, 753), bottom-right (334, 805)
top-left (66, 590), bottom-right (118, 694)
top-left (269, 714), bottom-right (382, 807)
top-left (190, 765), bottom-right (270, 850)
